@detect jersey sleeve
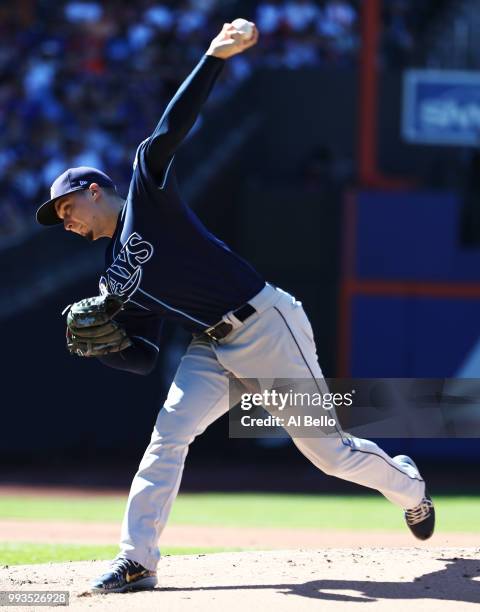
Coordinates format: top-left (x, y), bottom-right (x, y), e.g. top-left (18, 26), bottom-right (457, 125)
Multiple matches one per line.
top-left (97, 307), bottom-right (163, 376)
top-left (141, 54), bottom-right (224, 184)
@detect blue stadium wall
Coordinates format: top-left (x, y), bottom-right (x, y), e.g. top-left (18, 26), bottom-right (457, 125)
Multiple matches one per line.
top-left (345, 190), bottom-right (480, 459)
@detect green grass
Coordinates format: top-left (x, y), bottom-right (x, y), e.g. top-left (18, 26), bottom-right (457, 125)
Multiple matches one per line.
top-left (0, 495), bottom-right (125, 523)
top-left (0, 542), bottom-right (243, 566)
top-left (0, 493), bottom-right (478, 566)
top-left (0, 493), bottom-right (478, 532)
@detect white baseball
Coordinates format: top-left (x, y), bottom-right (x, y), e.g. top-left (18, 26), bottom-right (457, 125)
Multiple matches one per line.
top-left (231, 18), bottom-right (254, 41)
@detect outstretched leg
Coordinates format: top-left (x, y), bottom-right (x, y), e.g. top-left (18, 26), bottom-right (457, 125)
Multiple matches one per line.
top-left (214, 285), bottom-right (426, 510)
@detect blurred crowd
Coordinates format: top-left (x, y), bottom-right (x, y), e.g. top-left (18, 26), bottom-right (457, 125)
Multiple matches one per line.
top-left (0, 0), bottom-right (424, 242)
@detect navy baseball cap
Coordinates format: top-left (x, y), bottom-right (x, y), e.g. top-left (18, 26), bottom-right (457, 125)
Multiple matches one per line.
top-left (36, 166), bottom-right (116, 226)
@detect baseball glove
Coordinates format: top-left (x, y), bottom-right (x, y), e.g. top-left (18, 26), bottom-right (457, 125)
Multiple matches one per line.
top-left (64, 294), bottom-right (132, 357)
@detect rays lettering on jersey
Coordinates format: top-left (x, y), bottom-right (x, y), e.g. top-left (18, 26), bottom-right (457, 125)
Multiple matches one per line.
top-left (99, 232), bottom-right (154, 298)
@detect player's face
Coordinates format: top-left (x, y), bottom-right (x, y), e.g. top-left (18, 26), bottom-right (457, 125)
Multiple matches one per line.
top-left (55, 192), bottom-right (99, 241)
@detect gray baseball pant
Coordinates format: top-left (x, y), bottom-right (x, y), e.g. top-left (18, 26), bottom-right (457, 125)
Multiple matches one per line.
top-left (118, 283), bottom-right (425, 571)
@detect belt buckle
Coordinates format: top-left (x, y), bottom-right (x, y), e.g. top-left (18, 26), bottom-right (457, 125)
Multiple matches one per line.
top-left (204, 321), bottom-right (234, 343)
top-left (204, 325), bottom-right (220, 342)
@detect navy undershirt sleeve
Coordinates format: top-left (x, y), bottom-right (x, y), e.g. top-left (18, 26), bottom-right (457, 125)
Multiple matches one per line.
top-left (97, 341), bottom-right (158, 376)
top-left (144, 54), bottom-right (225, 180)
top-left (97, 308), bottom-right (163, 376)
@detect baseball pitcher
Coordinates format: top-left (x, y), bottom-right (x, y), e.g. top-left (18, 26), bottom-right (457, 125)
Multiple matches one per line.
top-left (35, 21), bottom-right (435, 593)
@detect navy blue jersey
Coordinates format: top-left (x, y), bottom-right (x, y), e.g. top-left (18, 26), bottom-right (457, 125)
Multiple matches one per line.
top-left (98, 55), bottom-right (265, 375)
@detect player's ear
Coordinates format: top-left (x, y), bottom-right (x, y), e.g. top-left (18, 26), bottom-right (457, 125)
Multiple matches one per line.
top-left (88, 183), bottom-right (101, 201)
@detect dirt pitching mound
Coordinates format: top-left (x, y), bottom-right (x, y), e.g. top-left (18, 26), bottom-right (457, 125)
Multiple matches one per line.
top-left (1, 548), bottom-right (479, 611)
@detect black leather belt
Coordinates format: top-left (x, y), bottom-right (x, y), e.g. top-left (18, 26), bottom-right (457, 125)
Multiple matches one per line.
top-left (203, 303), bottom-right (256, 342)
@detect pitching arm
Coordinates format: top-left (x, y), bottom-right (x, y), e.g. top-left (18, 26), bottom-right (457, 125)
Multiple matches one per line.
top-left (144, 21), bottom-right (259, 180)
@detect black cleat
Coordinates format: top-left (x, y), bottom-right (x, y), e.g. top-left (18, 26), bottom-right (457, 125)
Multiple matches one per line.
top-left (91, 556), bottom-right (157, 593)
top-left (404, 491), bottom-right (435, 540)
top-left (394, 455), bottom-right (435, 541)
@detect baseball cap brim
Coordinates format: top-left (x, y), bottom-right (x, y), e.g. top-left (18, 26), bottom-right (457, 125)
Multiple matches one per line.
top-left (35, 186), bottom-right (86, 226)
